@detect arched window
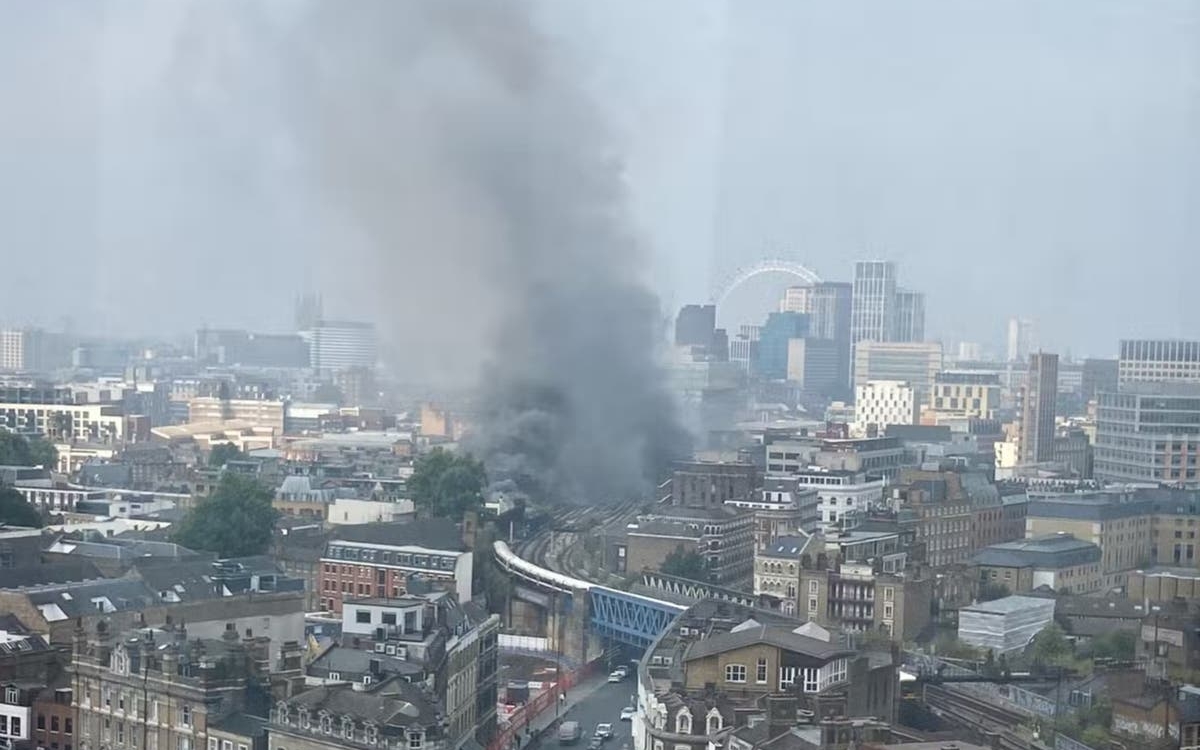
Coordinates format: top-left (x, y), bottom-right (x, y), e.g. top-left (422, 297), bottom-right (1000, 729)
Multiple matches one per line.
top-left (675, 709), bottom-right (692, 735)
top-left (298, 708), bottom-right (310, 730)
top-left (320, 713), bottom-right (333, 735)
top-left (366, 724), bottom-right (379, 745)
top-left (275, 702), bottom-right (289, 725)
top-left (706, 709), bottom-right (722, 734)
top-left (342, 717), bottom-right (355, 739)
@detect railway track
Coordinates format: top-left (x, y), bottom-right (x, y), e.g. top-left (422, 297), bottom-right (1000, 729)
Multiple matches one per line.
top-left (516, 499), bottom-right (642, 580)
top-left (923, 684), bottom-right (1035, 750)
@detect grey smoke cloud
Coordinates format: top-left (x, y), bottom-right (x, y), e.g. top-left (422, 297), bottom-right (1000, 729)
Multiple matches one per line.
top-left (174, 0), bottom-right (693, 502)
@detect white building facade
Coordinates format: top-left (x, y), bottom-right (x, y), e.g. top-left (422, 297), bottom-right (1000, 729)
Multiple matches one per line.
top-left (853, 380), bottom-right (918, 437)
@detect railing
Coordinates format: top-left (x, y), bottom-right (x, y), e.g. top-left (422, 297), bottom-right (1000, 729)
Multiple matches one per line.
top-left (1055, 734), bottom-right (1100, 750)
top-left (903, 651), bottom-right (1056, 718)
top-left (488, 660), bottom-right (598, 750)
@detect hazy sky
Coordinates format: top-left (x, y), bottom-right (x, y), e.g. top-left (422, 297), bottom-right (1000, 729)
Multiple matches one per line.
top-left (1, 1), bottom-right (1197, 358)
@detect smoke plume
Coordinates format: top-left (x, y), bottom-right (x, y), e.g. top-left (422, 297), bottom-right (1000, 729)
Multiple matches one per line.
top-left (188, 0), bottom-right (694, 502)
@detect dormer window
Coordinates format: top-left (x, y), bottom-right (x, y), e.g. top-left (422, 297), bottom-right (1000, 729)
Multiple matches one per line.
top-left (366, 724), bottom-right (379, 745)
top-left (275, 702), bottom-right (289, 724)
top-left (298, 708), bottom-right (310, 729)
top-left (4, 687), bottom-right (18, 704)
top-left (320, 714), bottom-right (333, 735)
top-left (675, 709), bottom-right (692, 734)
top-left (342, 717), bottom-right (355, 739)
top-left (706, 709), bottom-right (722, 734)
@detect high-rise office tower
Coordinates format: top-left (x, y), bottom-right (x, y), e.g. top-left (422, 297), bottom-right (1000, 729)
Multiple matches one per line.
top-left (294, 292), bottom-right (324, 331)
top-left (892, 289), bottom-right (925, 342)
top-left (1118, 339), bottom-right (1200, 387)
top-left (675, 304), bottom-right (717, 347)
top-left (1006, 318), bottom-right (1034, 363)
top-left (304, 320), bottom-right (378, 373)
top-left (756, 312), bottom-right (809, 381)
top-left (780, 282), bottom-right (852, 393)
top-left (0, 328), bottom-right (43, 371)
top-left (1018, 352), bottom-right (1058, 464)
top-left (851, 260), bottom-right (896, 345)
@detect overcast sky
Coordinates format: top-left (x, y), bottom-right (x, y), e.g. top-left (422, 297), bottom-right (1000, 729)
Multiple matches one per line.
top-left (1, 1), bottom-right (1197, 358)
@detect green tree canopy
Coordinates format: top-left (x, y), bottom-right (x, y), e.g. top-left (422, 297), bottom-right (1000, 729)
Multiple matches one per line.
top-left (0, 431), bottom-right (57, 469)
top-left (408, 448), bottom-right (486, 519)
top-left (1091, 629), bottom-right (1135, 661)
top-left (208, 442), bottom-right (247, 467)
top-left (661, 545), bottom-right (706, 580)
top-left (172, 473), bottom-right (278, 558)
top-left (0, 486), bottom-right (43, 527)
top-left (1031, 623), bottom-right (1072, 666)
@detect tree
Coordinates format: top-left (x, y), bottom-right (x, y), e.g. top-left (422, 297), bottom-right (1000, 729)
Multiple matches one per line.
top-left (1031, 623), bottom-right (1071, 666)
top-left (661, 545), bottom-right (706, 580)
top-left (977, 581), bottom-right (1010, 602)
top-left (0, 486), bottom-right (43, 527)
top-left (1092, 629), bottom-right (1135, 661)
top-left (172, 473), bottom-right (278, 558)
top-left (0, 431), bottom-right (57, 469)
top-left (408, 448), bottom-right (486, 519)
top-left (208, 443), bottom-right (246, 467)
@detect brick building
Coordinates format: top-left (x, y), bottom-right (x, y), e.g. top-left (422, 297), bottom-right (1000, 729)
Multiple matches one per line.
top-left (317, 520), bottom-right (472, 614)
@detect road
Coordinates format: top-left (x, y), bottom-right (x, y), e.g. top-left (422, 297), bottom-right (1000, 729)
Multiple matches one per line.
top-left (558, 678), bottom-right (638, 750)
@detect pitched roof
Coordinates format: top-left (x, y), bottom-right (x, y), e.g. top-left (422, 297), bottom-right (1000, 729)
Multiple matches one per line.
top-left (329, 519), bottom-right (464, 551)
top-left (684, 623), bottom-right (849, 663)
top-left (284, 677), bottom-right (441, 729)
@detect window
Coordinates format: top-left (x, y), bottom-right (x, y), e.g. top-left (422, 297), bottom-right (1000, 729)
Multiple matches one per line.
top-left (321, 716), bottom-right (333, 735)
top-left (223, 741), bottom-right (234, 750)
top-left (676, 710), bottom-right (691, 734)
top-left (706, 712), bottom-right (722, 734)
top-left (104, 719), bottom-right (111, 741)
top-left (884, 604), bottom-right (894, 619)
top-left (117, 722), bottom-right (125, 744)
top-left (118, 693), bottom-right (126, 711)
top-left (65, 718), bottom-right (74, 736)
top-left (180, 706), bottom-right (191, 727)
top-left (803, 667), bottom-right (820, 693)
top-left (808, 597), bottom-right (818, 613)
top-left (52, 717), bottom-right (60, 733)
top-left (148, 702), bottom-right (158, 724)
top-left (209, 740), bottom-right (219, 750)
top-left (883, 586), bottom-right (894, 602)
top-left (177, 737), bottom-right (192, 750)
top-left (756, 658), bottom-right (768, 683)
top-left (103, 688), bottom-right (112, 708)
top-left (0, 716), bottom-right (7, 735)
top-left (407, 730), bottom-right (424, 750)
top-left (38, 715), bottom-right (46, 731)
top-left (724, 664), bottom-right (746, 683)
top-left (381, 612), bottom-right (397, 625)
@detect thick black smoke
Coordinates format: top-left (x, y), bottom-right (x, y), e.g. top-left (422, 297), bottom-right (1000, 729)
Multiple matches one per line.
top-left (240, 0), bottom-right (695, 503)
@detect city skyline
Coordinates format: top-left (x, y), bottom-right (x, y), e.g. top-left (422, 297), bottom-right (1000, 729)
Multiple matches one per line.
top-left (2, 2), bottom-right (1198, 358)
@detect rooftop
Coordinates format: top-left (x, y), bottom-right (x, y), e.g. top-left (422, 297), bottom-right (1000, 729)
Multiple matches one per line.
top-left (684, 623), bottom-right (850, 663)
top-left (961, 595), bottom-right (1055, 615)
top-left (759, 535), bottom-right (816, 559)
top-left (328, 519), bottom-right (465, 552)
top-left (972, 533), bottom-right (1101, 569)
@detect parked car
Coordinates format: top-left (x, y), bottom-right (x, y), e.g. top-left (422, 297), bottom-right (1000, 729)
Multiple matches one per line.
top-left (607, 671), bottom-right (624, 683)
top-left (619, 707), bottom-right (636, 721)
top-left (595, 724), bottom-right (613, 740)
top-left (614, 666), bottom-right (629, 678)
